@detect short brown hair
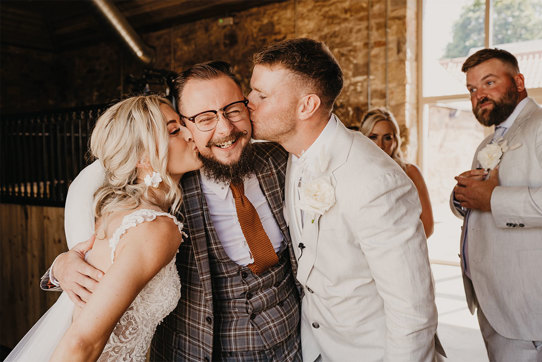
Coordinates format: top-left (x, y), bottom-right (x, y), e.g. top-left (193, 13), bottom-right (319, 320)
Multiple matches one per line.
top-left (174, 61), bottom-right (241, 107)
top-left (253, 38), bottom-right (343, 111)
top-left (461, 48), bottom-right (520, 74)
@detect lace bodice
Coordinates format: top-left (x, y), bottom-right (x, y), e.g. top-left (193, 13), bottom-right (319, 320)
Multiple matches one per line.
top-left (97, 209), bottom-right (183, 362)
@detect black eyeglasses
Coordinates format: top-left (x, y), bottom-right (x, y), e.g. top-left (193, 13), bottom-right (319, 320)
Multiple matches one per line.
top-left (180, 99), bottom-right (249, 132)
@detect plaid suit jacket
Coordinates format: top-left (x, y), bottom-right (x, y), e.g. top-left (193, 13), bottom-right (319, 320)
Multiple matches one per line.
top-left (150, 142), bottom-right (300, 361)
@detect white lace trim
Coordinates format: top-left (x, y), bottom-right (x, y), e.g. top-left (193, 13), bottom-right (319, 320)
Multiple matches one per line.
top-left (108, 209), bottom-right (186, 262)
top-left (97, 208), bottom-right (183, 361)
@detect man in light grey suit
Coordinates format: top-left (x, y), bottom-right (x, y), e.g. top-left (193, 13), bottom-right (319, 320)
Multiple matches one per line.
top-left (248, 37), bottom-right (439, 362)
top-left (452, 48), bottom-right (542, 361)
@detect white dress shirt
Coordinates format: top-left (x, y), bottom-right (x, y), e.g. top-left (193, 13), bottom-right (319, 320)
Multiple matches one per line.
top-left (200, 172), bottom-right (284, 265)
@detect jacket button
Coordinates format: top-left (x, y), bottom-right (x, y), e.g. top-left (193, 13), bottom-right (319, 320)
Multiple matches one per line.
top-left (206, 316), bottom-right (212, 324)
top-left (241, 271), bottom-right (248, 279)
top-left (307, 287), bottom-right (314, 293)
top-left (250, 313), bottom-right (257, 320)
top-left (312, 322), bottom-right (320, 329)
top-left (506, 223), bottom-right (512, 227)
top-left (246, 292), bottom-right (253, 299)
top-left (519, 223), bottom-right (525, 227)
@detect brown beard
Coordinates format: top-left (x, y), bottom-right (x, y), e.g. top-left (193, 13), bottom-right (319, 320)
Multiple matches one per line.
top-left (473, 81), bottom-right (519, 127)
top-left (199, 139), bottom-right (255, 185)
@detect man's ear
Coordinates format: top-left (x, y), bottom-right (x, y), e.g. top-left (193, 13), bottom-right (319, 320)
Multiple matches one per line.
top-left (297, 93), bottom-right (321, 120)
top-left (514, 73), bottom-right (526, 93)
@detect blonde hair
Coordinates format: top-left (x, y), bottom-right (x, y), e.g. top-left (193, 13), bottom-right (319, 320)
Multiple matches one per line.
top-left (359, 107), bottom-right (406, 169)
top-left (90, 95), bottom-right (182, 218)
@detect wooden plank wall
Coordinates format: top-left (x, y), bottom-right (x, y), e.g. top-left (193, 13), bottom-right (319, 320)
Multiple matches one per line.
top-left (0, 203), bottom-right (67, 349)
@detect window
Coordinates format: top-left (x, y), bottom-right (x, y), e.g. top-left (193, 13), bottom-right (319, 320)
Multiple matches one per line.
top-left (419, 0), bottom-right (542, 264)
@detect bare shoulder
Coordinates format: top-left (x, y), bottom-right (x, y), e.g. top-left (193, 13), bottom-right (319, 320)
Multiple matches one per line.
top-left (113, 212), bottom-right (183, 262)
top-left (126, 214), bottom-right (182, 245)
top-left (405, 163), bottom-right (425, 184)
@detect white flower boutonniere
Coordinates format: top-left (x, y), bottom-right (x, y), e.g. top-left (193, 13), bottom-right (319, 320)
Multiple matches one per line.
top-left (477, 138), bottom-right (521, 170)
top-left (299, 176), bottom-right (335, 219)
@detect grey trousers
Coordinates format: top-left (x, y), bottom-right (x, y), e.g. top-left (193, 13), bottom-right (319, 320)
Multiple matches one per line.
top-left (477, 307), bottom-right (542, 362)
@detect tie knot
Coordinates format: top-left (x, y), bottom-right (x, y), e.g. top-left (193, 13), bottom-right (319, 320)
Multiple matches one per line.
top-left (230, 182), bottom-right (245, 199)
top-left (492, 125), bottom-right (507, 141)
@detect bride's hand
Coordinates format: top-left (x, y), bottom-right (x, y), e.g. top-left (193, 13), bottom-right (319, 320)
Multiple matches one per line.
top-left (53, 235), bottom-right (104, 307)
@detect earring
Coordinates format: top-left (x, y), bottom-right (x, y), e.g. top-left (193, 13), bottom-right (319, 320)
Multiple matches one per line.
top-left (144, 171), bottom-right (162, 188)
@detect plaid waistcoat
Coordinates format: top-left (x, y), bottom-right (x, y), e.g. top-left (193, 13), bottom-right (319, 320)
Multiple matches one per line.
top-left (209, 239), bottom-right (300, 355)
top-left (150, 142), bottom-right (301, 362)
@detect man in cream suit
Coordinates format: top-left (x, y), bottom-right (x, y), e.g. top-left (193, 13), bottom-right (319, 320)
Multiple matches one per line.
top-left (248, 37), bottom-right (438, 361)
top-left (452, 48), bottom-right (542, 361)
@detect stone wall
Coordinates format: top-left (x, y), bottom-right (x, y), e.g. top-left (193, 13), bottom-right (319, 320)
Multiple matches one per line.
top-left (1, 0), bottom-right (418, 157)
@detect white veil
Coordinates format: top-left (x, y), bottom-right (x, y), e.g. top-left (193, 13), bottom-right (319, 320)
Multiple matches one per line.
top-left (6, 160), bottom-right (104, 361)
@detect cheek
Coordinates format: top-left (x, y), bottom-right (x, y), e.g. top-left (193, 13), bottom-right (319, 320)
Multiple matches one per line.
top-left (192, 133), bottom-right (210, 150)
top-left (384, 140), bottom-right (395, 151)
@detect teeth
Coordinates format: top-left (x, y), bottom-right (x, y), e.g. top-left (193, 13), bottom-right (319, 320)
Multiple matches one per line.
top-left (216, 139), bottom-right (235, 148)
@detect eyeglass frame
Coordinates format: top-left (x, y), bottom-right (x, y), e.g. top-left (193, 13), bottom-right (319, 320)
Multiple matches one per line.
top-left (179, 99), bottom-right (249, 131)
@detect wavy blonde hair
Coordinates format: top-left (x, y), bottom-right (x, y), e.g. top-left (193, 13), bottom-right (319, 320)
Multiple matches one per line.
top-left (90, 95), bottom-right (182, 219)
top-left (359, 107), bottom-right (406, 169)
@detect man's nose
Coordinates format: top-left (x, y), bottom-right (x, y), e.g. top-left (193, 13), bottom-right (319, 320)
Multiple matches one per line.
top-left (246, 91), bottom-right (255, 111)
top-left (181, 127), bottom-right (193, 142)
top-left (214, 112), bottom-right (234, 135)
top-left (475, 89), bottom-right (487, 101)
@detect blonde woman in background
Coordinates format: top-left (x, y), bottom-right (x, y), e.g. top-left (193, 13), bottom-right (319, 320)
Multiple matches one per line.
top-left (360, 107), bottom-right (434, 237)
top-left (7, 95), bottom-right (202, 361)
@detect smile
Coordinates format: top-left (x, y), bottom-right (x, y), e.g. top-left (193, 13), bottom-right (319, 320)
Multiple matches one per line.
top-left (216, 139), bottom-right (236, 148)
top-left (209, 130), bottom-right (246, 150)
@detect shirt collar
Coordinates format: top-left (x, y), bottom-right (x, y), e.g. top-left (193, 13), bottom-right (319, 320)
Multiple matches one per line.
top-left (200, 170), bottom-right (230, 200)
top-left (292, 114), bottom-right (338, 164)
top-left (499, 97), bottom-right (528, 130)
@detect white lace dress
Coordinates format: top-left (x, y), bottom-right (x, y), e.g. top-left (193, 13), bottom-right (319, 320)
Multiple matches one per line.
top-left (6, 209), bottom-right (183, 362)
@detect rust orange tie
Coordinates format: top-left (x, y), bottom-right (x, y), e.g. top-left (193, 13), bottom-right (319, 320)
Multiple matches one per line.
top-left (230, 182), bottom-right (278, 274)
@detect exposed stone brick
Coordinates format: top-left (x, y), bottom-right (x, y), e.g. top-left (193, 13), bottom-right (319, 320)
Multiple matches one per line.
top-left (1, 0), bottom-right (418, 155)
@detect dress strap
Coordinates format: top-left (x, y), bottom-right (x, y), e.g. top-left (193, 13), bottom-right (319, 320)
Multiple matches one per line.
top-left (108, 209), bottom-right (185, 262)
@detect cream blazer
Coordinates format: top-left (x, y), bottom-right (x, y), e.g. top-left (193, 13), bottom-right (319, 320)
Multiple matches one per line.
top-left (285, 118), bottom-right (437, 362)
top-left (451, 97), bottom-right (542, 341)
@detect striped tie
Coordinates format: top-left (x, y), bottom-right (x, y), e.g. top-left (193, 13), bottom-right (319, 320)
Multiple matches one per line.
top-left (492, 125), bottom-right (507, 142)
top-left (231, 182), bottom-right (278, 274)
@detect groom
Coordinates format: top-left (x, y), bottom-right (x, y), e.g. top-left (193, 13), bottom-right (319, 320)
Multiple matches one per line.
top-left (247, 38), bottom-right (438, 361)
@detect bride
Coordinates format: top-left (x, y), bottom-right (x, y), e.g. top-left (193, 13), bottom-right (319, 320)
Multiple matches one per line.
top-left (6, 95), bottom-right (201, 361)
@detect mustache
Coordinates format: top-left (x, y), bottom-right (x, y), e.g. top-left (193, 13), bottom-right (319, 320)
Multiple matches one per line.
top-left (477, 97), bottom-right (495, 109)
top-left (206, 130), bottom-right (248, 148)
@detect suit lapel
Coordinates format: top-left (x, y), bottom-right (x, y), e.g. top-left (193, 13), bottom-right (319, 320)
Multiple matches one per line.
top-left (285, 155), bottom-right (304, 245)
top-left (180, 171), bottom-right (214, 306)
top-left (253, 144), bottom-right (298, 277)
top-left (502, 98), bottom-right (537, 143)
top-left (471, 98), bottom-right (538, 169)
top-left (296, 117), bottom-right (353, 285)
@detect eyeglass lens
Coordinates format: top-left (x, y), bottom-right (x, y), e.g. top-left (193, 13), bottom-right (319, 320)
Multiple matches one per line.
top-left (195, 101), bottom-right (248, 130)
